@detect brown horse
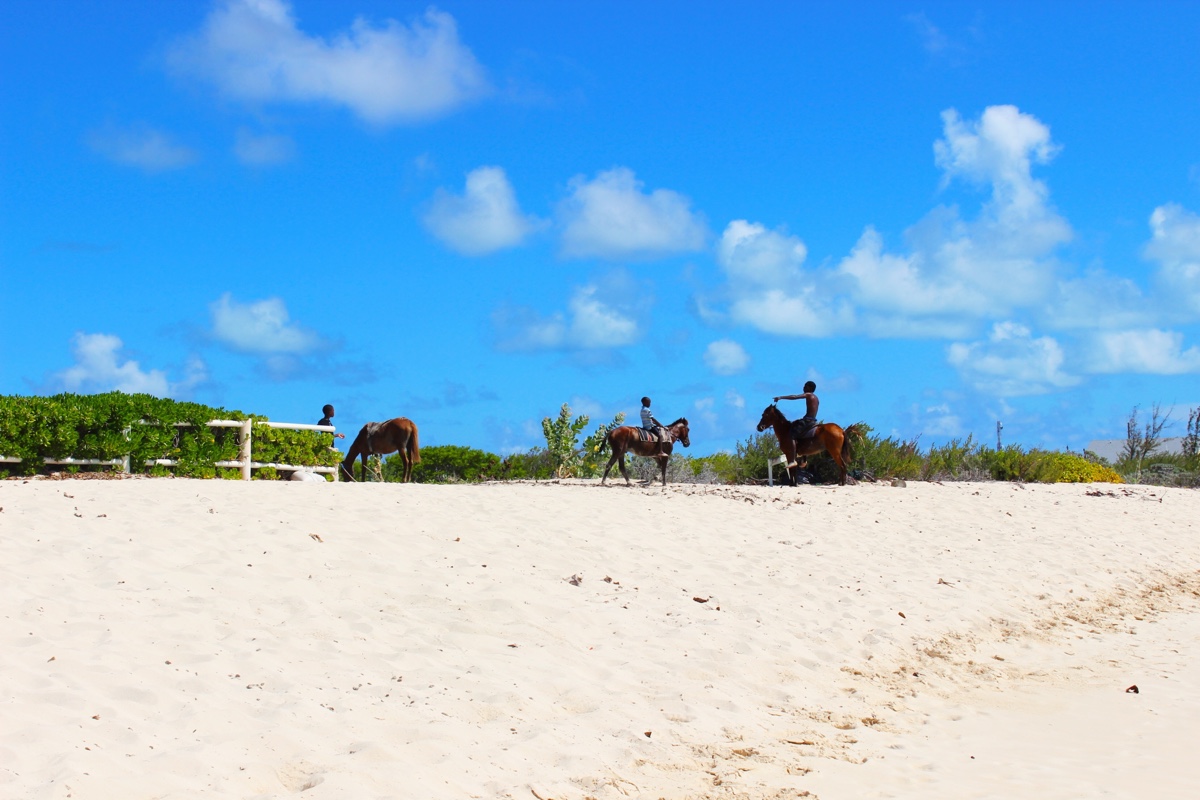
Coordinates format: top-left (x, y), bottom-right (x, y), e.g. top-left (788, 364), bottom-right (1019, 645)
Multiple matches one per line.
top-left (340, 417), bottom-right (421, 482)
top-left (600, 418), bottom-right (690, 486)
top-left (756, 404), bottom-right (862, 486)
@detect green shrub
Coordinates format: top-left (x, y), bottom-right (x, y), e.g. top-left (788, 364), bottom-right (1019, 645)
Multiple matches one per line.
top-left (394, 445), bottom-right (501, 483)
top-left (498, 448), bottom-right (554, 480)
top-left (1035, 452), bottom-right (1123, 483)
top-left (733, 431), bottom-right (782, 483)
top-left (853, 427), bottom-right (923, 481)
top-left (0, 392), bottom-right (336, 479)
top-left (541, 403), bottom-right (590, 478)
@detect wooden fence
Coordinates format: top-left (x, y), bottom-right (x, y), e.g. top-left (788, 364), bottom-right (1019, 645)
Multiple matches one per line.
top-left (0, 420), bottom-right (339, 480)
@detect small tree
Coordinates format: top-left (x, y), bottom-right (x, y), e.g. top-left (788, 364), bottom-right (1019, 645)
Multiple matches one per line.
top-left (542, 403), bottom-right (590, 478)
top-left (1183, 407), bottom-right (1199, 463)
top-left (1122, 403), bottom-right (1170, 468)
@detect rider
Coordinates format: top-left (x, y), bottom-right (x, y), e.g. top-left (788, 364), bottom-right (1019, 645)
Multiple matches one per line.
top-left (641, 396), bottom-right (667, 455)
top-left (774, 381), bottom-right (819, 441)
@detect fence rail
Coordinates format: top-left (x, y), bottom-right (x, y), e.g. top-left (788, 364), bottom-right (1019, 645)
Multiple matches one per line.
top-left (1, 419), bottom-right (339, 481)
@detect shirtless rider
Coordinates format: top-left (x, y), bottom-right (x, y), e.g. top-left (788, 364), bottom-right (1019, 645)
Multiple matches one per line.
top-left (773, 381), bottom-right (819, 441)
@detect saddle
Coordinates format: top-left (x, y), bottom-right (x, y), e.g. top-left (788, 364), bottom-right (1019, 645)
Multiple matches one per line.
top-left (790, 418), bottom-right (818, 441)
top-left (364, 421), bottom-right (385, 453)
top-left (636, 427), bottom-right (667, 443)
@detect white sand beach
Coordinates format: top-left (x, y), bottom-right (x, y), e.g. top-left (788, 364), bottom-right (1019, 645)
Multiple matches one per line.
top-left (2, 478), bottom-right (1198, 799)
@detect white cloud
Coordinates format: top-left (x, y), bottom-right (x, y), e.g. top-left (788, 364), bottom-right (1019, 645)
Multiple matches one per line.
top-left (52, 333), bottom-right (206, 396)
top-left (947, 321), bottom-right (1079, 396)
top-left (907, 13), bottom-right (950, 55)
top-left (1087, 329), bottom-right (1200, 375)
top-left (838, 106), bottom-right (1070, 322)
top-left (494, 284), bottom-right (639, 351)
top-left (703, 339), bottom-right (750, 375)
top-left (711, 105), bottom-right (1072, 340)
top-left (934, 106), bottom-right (1060, 214)
top-left (87, 125), bottom-right (197, 171)
top-left (422, 166), bottom-right (542, 255)
top-left (568, 285), bottom-right (639, 346)
top-left (716, 220), bottom-right (806, 286)
top-left (210, 293), bottom-right (321, 354)
top-left (729, 287), bottom-right (853, 337)
top-left (234, 128), bottom-right (295, 166)
top-left (169, 1), bottom-right (487, 125)
top-left (714, 219), bottom-right (851, 336)
top-left (558, 167), bottom-right (707, 259)
top-left (1144, 203), bottom-right (1200, 312)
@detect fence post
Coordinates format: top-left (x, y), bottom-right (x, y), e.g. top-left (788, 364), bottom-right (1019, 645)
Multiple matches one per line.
top-left (240, 419), bottom-right (253, 481)
top-left (122, 426), bottom-right (131, 474)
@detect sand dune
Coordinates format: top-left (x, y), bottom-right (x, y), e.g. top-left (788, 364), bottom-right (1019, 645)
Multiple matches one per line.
top-left (2, 478), bottom-right (1197, 799)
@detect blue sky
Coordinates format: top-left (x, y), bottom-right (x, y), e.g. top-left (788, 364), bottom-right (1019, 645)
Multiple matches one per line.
top-left (3, 1), bottom-right (1200, 455)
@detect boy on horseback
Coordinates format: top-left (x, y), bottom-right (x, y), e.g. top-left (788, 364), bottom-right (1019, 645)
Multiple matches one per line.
top-left (641, 396), bottom-right (668, 456)
top-left (774, 381), bottom-right (819, 442)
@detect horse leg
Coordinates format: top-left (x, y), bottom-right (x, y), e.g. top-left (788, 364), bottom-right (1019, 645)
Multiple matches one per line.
top-left (658, 455), bottom-right (668, 486)
top-left (601, 452), bottom-right (618, 485)
top-left (827, 432), bottom-right (848, 485)
top-left (781, 438), bottom-right (799, 487)
top-left (618, 453), bottom-right (631, 485)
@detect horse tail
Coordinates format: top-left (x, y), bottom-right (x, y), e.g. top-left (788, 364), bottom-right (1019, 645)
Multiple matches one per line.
top-left (841, 423), bottom-right (865, 465)
top-left (408, 421), bottom-right (421, 464)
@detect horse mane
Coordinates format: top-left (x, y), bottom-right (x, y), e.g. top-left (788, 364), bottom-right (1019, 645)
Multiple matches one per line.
top-left (666, 417), bottom-right (688, 427)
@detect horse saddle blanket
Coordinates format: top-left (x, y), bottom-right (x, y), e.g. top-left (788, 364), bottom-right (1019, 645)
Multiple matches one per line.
top-left (791, 418), bottom-right (818, 441)
top-left (364, 421), bottom-right (385, 453)
top-left (636, 427), bottom-right (665, 443)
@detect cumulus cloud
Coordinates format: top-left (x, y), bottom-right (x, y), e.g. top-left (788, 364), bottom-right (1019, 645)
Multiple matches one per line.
top-left (715, 220), bottom-right (852, 336)
top-left (1144, 203), bottom-right (1200, 312)
top-left (423, 166), bottom-right (543, 255)
top-left (494, 284), bottom-right (640, 351)
top-left (234, 128), bottom-right (296, 166)
top-left (87, 125), bottom-right (197, 171)
top-left (710, 105), bottom-right (1072, 339)
top-left (169, 0), bottom-right (487, 124)
top-left (1087, 329), bottom-right (1200, 375)
top-left (52, 333), bottom-right (206, 396)
top-left (716, 219), bottom-right (806, 286)
top-left (839, 106), bottom-right (1070, 322)
top-left (947, 322), bottom-right (1079, 396)
top-left (703, 339), bottom-right (750, 375)
top-left (558, 167), bottom-right (707, 260)
top-left (210, 293), bottom-right (322, 354)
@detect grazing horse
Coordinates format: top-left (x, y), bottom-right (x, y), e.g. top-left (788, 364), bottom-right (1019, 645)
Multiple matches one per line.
top-left (340, 417), bottom-right (420, 482)
top-left (600, 418), bottom-right (690, 486)
top-left (756, 404), bottom-right (862, 486)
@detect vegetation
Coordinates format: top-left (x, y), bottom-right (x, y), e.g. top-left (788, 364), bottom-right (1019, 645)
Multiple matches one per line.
top-left (6, 394), bottom-right (1195, 488)
top-left (0, 392), bottom-right (340, 479)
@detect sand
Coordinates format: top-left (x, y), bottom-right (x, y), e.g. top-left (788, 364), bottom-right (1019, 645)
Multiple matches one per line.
top-left (1, 477), bottom-right (1198, 799)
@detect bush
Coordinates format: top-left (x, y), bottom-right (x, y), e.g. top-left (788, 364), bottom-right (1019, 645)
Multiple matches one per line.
top-left (392, 445), bottom-right (502, 483)
top-left (0, 392), bottom-right (337, 479)
top-left (852, 427), bottom-right (923, 482)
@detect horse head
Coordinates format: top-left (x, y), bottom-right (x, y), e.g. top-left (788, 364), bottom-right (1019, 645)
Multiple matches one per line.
top-left (669, 418), bottom-right (691, 448)
top-left (756, 404), bottom-right (782, 432)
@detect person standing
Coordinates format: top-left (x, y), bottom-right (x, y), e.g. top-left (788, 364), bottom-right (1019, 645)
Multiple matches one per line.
top-left (317, 404), bottom-right (347, 447)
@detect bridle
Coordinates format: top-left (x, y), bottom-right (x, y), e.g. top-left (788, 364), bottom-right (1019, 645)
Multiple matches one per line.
top-left (756, 403), bottom-right (780, 433)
